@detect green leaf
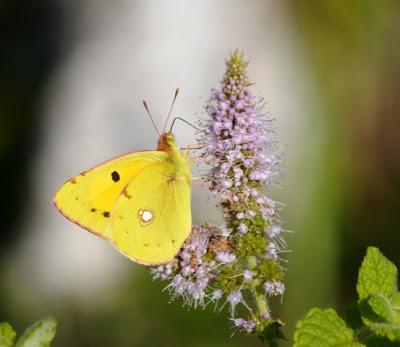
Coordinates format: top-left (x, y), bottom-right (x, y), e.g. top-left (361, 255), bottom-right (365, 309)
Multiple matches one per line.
top-left (358, 294), bottom-right (400, 341)
top-left (0, 322), bottom-right (16, 347)
top-left (355, 248), bottom-right (400, 341)
top-left (294, 308), bottom-right (365, 347)
top-left (357, 248), bottom-right (398, 300)
top-left (392, 294), bottom-right (400, 310)
top-left (15, 317), bottom-right (57, 347)
top-left (368, 294), bottom-right (398, 324)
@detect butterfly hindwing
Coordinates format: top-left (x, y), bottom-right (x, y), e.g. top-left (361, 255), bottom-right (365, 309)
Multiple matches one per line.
top-left (111, 161), bottom-right (191, 265)
top-left (53, 151), bottom-right (168, 240)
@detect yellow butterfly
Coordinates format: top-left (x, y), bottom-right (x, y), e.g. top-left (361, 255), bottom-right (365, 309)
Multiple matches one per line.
top-left (53, 90), bottom-right (194, 265)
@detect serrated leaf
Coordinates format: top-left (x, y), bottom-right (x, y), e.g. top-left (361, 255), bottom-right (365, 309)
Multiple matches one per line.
top-left (15, 317), bottom-right (57, 347)
top-left (362, 315), bottom-right (400, 341)
top-left (357, 248), bottom-right (398, 300)
top-left (392, 294), bottom-right (400, 310)
top-left (368, 294), bottom-right (398, 324)
top-left (0, 322), bottom-right (16, 347)
top-left (294, 308), bottom-right (365, 347)
top-left (359, 296), bottom-right (400, 341)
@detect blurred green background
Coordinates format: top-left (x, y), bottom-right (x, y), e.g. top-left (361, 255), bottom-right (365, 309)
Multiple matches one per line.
top-left (1, 1), bottom-right (399, 346)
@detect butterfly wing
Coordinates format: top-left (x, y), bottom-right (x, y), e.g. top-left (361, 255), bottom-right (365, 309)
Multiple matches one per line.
top-left (111, 161), bottom-right (191, 265)
top-left (53, 151), bottom-right (167, 240)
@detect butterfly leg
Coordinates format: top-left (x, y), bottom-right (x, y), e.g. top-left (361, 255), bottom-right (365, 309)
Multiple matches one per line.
top-left (191, 180), bottom-right (211, 187)
top-left (190, 156), bottom-right (218, 165)
top-left (182, 145), bottom-right (207, 167)
top-left (190, 176), bottom-right (211, 187)
top-left (179, 144), bottom-right (206, 151)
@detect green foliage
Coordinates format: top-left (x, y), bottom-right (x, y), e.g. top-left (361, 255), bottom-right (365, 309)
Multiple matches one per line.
top-left (0, 322), bottom-right (16, 347)
top-left (0, 318), bottom-right (57, 347)
top-left (294, 308), bottom-right (364, 347)
top-left (359, 294), bottom-right (400, 341)
top-left (357, 248), bottom-right (400, 342)
top-left (294, 247), bottom-right (400, 346)
top-left (367, 295), bottom-right (395, 323)
top-left (357, 248), bottom-right (398, 300)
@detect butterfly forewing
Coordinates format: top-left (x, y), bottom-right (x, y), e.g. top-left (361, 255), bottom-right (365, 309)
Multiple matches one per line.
top-left (54, 151), bottom-right (167, 239)
top-left (111, 161), bottom-right (191, 265)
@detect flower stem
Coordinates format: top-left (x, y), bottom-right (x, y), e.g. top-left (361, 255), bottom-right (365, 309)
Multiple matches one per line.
top-left (247, 256), bottom-right (269, 315)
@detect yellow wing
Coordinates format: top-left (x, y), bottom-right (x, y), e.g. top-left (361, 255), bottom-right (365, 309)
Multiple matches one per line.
top-left (111, 161), bottom-right (191, 265)
top-left (53, 151), bottom-right (167, 240)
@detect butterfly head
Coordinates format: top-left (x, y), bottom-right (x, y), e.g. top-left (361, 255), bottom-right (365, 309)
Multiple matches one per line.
top-left (157, 132), bottom-right (176, 152)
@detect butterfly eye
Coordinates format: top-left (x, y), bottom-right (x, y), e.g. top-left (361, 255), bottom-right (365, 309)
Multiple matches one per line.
top-left (138, 208), bottom-right (154, 226)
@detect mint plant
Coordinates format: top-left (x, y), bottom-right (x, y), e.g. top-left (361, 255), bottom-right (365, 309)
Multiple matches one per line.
top-left (294, 247), bottom-right (400, 347)
top-left (152, 51), bottom-right (287, 342)
top-left (0, 317), bottom-right (57, 347)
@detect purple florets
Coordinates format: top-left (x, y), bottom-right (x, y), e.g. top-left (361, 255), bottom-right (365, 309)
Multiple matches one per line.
top-left (152, 225), bottom-right (214, 308)
top-left (263, 280), bottom-right (286, 297)
top-left (152, 51), bottom-right (289, 337)
top-left (227, 290), bottom-right (250, 317)
top-left (199, 54), bottom-right (285, 255)
top-left (197, 51), bottom-right (288, 332)
top-left (234, 318), bottom-right (257, 333)
top-left (203, 84), bottom-right (278, 193)
top-left (151, 224), bottom-right (236, 309)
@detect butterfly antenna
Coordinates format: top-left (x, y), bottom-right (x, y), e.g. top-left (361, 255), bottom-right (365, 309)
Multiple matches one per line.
top-left (170, 117), bottom-right (200, 132)
top-left (142, 100), bottom-right (161, 137)
top-left (163, 88), bottom-right (180, 134)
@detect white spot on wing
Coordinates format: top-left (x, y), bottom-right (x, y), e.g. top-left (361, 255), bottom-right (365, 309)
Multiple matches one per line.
top-left (138, 208), bottom-right (154, 226)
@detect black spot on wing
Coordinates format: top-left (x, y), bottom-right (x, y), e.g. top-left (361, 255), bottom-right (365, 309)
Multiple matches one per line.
top-left (111, 171), bottom-right (120, 182)
top-left (91, 208), bottom-right (96, 212)
top-left (103, 211), bottom-right (110, 218)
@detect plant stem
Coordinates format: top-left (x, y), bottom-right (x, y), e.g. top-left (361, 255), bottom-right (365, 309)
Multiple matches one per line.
top-left (247, 255), bottom-right (269, 315)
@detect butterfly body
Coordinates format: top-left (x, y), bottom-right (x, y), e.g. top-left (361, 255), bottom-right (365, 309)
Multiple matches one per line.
top-left (54, 132), bottom-right (192, 265)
